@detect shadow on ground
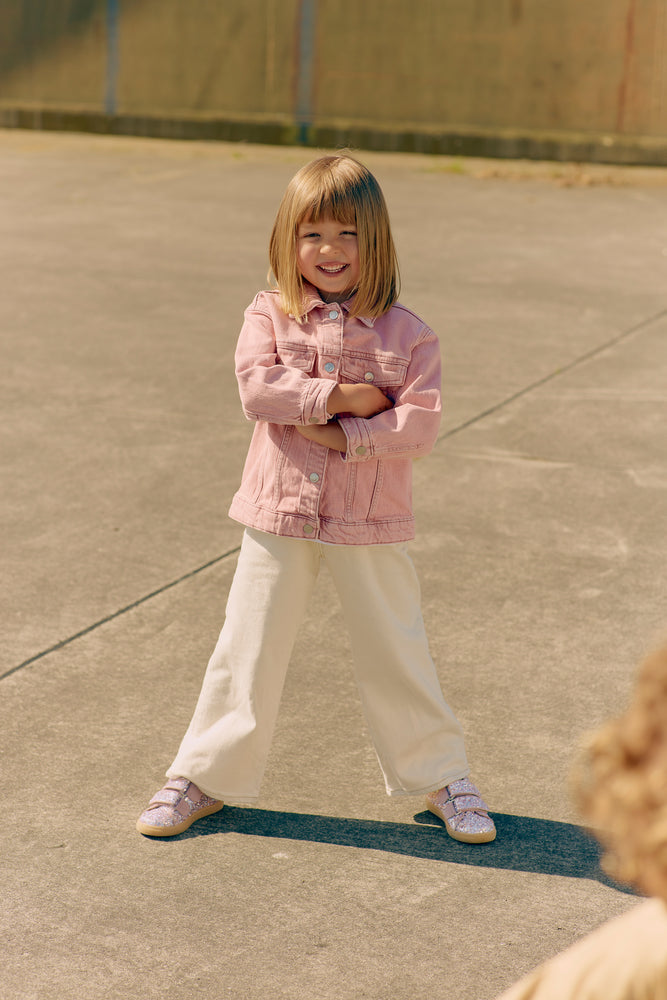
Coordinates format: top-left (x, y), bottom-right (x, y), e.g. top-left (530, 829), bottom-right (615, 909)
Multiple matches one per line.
top-left (145, 805), bottom-right (633, 892)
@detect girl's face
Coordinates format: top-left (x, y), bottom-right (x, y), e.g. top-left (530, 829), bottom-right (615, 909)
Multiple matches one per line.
top-left (296, 215), bottom-right (360, 304)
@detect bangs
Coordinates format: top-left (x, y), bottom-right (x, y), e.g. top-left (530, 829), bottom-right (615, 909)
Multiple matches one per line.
top-left (290, 156), bottom-right (370, 227)
top-left (296, 184), bottom-right (358, 226)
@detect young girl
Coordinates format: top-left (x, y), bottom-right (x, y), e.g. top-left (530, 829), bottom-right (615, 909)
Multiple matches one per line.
top-left (136, 154), bottom-right (495, 844)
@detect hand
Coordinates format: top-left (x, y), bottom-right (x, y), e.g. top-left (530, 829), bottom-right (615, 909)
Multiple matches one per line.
top-left (295, 420), bottom-right (348, 452)
top-left (327, 383), bottom-right (393, 418)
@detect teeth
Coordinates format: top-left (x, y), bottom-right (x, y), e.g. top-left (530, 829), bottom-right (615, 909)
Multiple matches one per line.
top-left (319, 264), bottom-right (346, 273)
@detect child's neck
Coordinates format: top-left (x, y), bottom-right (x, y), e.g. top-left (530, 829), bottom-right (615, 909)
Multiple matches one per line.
top-left (317, 287), bottom-right (355, 304)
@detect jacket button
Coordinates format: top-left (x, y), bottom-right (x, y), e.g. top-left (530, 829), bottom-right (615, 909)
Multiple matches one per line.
top-left (303, 524), bottom-right (315, 535)
top-left (355, 445), bottom-right (367, 456)
top-left (364, 371), bottom-right (374, 381)
top-left (328, 310), bottom-right (338, 319)
top-left (308, 417), bottom-right (319, 423)
top-left (309, 473), bottom-right (320, 483)
top-left (324, 362), bottom-right (335, 373)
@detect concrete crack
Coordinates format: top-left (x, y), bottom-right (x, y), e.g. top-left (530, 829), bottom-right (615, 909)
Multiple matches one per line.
top-left (437, 307), bottom-right (667, 444)
top-left (1, 545), bottom-right (241, 682)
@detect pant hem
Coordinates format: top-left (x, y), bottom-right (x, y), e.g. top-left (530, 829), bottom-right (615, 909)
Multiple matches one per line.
top-left (386, 770), bottom-right (470, 798)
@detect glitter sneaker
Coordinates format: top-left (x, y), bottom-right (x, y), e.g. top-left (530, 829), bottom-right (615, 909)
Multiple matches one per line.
top-left (426, 778), bottom-right (496, 844)
top-left (136, 777), bottom-right (224, 837)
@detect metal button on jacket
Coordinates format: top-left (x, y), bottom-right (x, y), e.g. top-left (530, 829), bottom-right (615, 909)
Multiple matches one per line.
top-left (309, 472), bottom-right (320, 483)
top-left (355, 445), bottom-right (367, 456)
top-left (303, 524), bottom-right (315, 535)
top-left (324, 362), bottom-right (335, 373)
top-left (364, 371), bottom-right (374, 381)
top-left (328, 310), bottom-right (338, 319)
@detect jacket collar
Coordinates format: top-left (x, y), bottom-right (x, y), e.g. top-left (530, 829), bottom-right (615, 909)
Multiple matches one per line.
top-left (301, 284), bottom-right (376, 327)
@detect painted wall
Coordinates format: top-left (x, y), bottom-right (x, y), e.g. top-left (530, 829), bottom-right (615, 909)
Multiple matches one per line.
top-left (0, 1), bottom-right (665, 160)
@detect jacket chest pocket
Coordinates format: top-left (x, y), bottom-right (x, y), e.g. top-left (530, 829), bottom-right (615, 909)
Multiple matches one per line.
top-left (340, 353), bottom-right (408, 389)
top-left (275, 342), bottom-right (317, 373)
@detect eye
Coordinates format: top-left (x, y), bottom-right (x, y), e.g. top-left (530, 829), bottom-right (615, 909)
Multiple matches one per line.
top-left (342, 230), bottom-right (357, 237)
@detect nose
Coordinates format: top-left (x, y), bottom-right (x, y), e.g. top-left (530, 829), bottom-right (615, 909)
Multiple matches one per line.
top-left (320, 236), bottom-right (338, 253)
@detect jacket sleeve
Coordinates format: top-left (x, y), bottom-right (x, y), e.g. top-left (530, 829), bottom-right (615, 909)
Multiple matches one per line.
top-left (235, 297), bottom-right (333, 425)
top-left (337, 327), bottom-right (441, 462)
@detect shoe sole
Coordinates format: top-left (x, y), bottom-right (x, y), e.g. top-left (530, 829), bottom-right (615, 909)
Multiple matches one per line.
top-left (136, 801), bottom-right (225, 837)
top-left (426, 801), bottom-right (497, 844)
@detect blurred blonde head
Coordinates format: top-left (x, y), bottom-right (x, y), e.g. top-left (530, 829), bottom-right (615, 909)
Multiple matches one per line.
top-left (574, 642), bottom-right (667, 898)
top-left (268, 154), bottom-right (400, 323)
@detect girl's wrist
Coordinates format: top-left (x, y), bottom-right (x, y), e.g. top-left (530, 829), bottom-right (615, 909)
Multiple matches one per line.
top-left (319, 420), bottom-right (347, 452)
top-left (297, 419), bottom-right (347, 453)
top-left (326, 384), bottom-right (345, 415)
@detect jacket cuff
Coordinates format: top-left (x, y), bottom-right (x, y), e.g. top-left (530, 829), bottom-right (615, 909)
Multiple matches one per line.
top-left (302, 378), bottom-right (337, 425)
top-left (338, 416), bottom-right (374, 462)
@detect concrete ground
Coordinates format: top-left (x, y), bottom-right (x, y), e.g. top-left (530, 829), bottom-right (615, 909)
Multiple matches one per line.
top-left (2, 129), bottom-right (667, 1000)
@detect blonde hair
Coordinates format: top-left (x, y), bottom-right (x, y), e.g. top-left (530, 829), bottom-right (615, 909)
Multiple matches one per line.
top-left (573, 642), bottom-right (667, 893)
top-left (268, 154), bottom-right (400, 322)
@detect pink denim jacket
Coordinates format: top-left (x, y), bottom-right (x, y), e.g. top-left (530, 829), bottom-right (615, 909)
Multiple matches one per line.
top-left (228, 286), bottom-right (441, 545)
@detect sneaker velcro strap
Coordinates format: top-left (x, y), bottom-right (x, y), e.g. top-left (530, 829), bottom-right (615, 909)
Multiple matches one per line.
top-left (174, 796), bottom-right (192, 818)
top-left (148, 787), bottom-right (182, 808)
top-left (445, 792), bottom-right (490, 818)
top-left (147, 780), bottom-right (197, 811)
top-left (185, 783), bottom-right (204, 805)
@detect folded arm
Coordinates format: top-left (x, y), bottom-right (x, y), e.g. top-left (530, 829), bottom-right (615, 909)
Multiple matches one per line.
top-left (326, 330), bottom-right (442, 461)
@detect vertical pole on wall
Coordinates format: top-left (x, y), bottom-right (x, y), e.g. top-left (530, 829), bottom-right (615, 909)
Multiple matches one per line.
top-left (295, 0), bottom-right (317, 144)
top-left (105, 0), bottom-right (119, 115)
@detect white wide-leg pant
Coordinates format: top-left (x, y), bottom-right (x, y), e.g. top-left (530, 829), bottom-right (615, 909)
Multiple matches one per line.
top-left (168, 528), bottom-right (469, 802)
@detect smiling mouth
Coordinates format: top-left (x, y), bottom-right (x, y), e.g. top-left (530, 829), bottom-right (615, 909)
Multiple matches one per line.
top-left (317, 264), bottom-right (348, 275)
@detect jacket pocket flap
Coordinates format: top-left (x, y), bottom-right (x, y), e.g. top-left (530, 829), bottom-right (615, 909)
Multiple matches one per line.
top-left (341, 354), bottom-right (408, 387)
top-left (276, 343), bottom-right (317, 372)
